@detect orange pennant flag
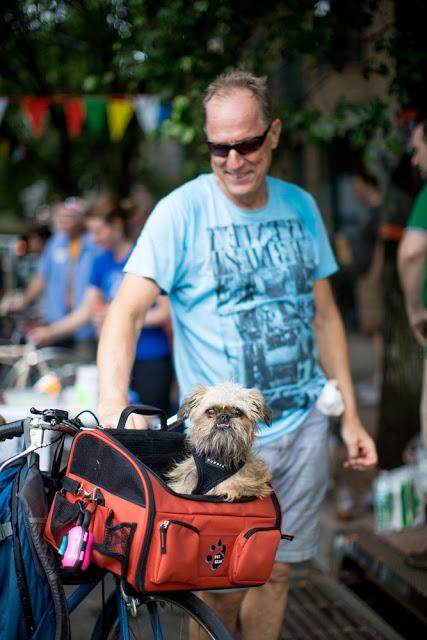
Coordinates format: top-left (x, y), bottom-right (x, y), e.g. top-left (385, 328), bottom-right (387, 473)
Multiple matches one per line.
top-left (64, 98), bottom-right (86, 139)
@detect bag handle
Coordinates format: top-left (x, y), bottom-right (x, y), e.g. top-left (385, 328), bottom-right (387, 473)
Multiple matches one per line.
top-left (117, 404), bottom-right (167, 431)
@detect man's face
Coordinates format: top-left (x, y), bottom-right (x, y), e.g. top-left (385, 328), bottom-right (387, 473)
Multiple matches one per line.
top-left (205, 89), bottom-right (281, 208)
top-left (53, 204), bottom-right (84, 236)
top-left (411, 124), bottom-right (427, 179)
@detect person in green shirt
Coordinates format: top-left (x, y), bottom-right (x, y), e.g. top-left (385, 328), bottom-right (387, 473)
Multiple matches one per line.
top-left (399, 119), bottom-right (427, 449)
top-left (398, 120), bottom-right (427, 571)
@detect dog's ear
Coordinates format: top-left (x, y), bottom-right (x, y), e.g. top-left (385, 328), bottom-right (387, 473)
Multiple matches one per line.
top-left (177, 384), bottom-right (208, 421)
top-left (247, 388), bottom-right (273, 426)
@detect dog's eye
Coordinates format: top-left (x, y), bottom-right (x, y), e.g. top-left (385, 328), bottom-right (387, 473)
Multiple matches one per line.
top-left (206, 408), bottom-right (215, 416)
top-left (232, 408), bottom-right (242, 417)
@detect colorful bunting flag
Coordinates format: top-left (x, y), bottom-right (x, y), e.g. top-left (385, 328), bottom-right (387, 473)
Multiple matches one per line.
top-left (157, 103), bottom-right (172, 126)
top-left (64, 98), bottom-right (86, 139)
top-left (134, 95), bottom-right (160, 133)
top-left (21, 97), bottom-right (51, 138)
top-left (107, 98), bottom-right (134, 142)
top-left (84, 97), bottom-right (106, 136)
top-left (0, 94), bottom-right (172, 141)
top-left (0, 99), bottom-right (8, 127)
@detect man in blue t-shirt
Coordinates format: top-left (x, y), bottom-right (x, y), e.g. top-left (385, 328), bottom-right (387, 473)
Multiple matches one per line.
top-left (10, 198), bottom-right (99, 360)
top-left (97, 71), bottom-right (377, 639)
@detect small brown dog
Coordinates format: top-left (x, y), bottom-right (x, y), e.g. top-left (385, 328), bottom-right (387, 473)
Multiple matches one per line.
top-left (167, 382), bottom-right (273, 501)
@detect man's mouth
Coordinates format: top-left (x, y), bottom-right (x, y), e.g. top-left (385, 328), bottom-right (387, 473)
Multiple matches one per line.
top-left (225, 172), bottom-right (251, 181)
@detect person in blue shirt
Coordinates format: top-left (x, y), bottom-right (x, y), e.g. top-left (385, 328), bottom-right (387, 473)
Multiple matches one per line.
top-left (96, 71), bottom-right (377, 639)
top-left (11, 197), bottom-right (99, 361)
top-left (30, 194), bottom-right (172, 412)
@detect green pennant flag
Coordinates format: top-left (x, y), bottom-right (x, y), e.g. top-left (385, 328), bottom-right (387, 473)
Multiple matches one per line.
top-left (84, 97), bottom-right (106, 135)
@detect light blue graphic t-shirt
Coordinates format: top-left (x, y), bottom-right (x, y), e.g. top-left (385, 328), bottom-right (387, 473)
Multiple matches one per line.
top-left (125, 174), bottom-right (338, 443)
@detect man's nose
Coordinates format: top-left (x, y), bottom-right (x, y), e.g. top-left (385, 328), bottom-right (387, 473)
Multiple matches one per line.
top-left (225, 149), bottom-right (246, 170)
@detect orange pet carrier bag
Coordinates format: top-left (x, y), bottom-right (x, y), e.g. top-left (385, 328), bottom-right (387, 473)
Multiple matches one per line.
top-left (45, 406), bottom-right (291, 592)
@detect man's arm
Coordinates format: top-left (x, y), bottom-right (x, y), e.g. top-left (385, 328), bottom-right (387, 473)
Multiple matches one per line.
top-left (97, 273), bottom-right (160, 428)
top-left (144, 295), bottom-right (170, 328)
top-left (8, 274), bottom-right (45, 312)
top-left (313, 278), bottom-right (377, 470)
top-left (28, 287), bottom-right (100, 346)
top-left (398, 230), bottom-right (427, 346)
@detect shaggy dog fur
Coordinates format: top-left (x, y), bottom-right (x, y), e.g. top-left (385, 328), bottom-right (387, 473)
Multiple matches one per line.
top-left (167, 382), bottom-right (273, 501)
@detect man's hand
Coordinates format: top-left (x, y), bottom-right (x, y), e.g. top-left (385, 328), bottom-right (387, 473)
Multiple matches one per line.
top-left (3, 293), bottom-right (27, 313)
top-left (409, 309), bottom-right (427, 346)
top-left (340, 415), bottom-right (377, 470)
top-left (98, 405), bottom-right (149, 430)
top-left (27, 325), bottom-right (55, 347)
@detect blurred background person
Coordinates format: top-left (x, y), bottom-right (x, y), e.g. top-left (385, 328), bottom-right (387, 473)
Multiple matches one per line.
top-left (399, 119), bottom-right (427, 454)
top-left (351, 170), bottom-right (385, 405)
top-left (398, 118), bottom-right (427, 569)
top-left (7, 197), bottom-right (99, 361)
top-left (121, 183), bottom-right (155, 241)
top-left (15, 223), bottom-right (52, 291)
top-left (29, 193), bottom-right (173, 413)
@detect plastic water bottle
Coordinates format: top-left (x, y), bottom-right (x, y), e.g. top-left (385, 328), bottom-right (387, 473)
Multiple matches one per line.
top-left (373, 472), bottom-right (393, 532)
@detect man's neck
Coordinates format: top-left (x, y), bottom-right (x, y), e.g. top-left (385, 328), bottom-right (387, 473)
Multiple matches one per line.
top-left (216, 177), bottom-right (268, 210)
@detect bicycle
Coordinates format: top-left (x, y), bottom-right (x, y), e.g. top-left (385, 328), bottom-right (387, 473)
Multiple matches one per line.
top-left (0, 407), bottom-right (234, 640)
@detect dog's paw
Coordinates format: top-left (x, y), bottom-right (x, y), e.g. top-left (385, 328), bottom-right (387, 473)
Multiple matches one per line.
top-left (205, 539), bottom-right (226, 571)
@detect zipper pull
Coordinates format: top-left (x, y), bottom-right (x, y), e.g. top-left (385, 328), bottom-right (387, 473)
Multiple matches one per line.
top-left (160, 520), bottom-right (170, 554)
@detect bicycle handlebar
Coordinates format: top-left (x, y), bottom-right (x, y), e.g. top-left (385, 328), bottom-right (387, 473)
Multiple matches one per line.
top-left (0, 419), bottom-right (25, 440)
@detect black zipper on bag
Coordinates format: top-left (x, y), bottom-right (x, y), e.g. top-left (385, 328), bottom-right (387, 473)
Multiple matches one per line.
top-left (243, 526), bottom-right (278, 540)
top-left (159, 519), bottom-right (200, 554)
top-left (11, 465), bottom-right (36, 637)
top-left (243, 527), bottom-right (294, 541)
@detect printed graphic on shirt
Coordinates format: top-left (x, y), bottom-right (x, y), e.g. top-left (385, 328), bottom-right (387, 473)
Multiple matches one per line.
top-left (209, 219), bottom-right (319, 418)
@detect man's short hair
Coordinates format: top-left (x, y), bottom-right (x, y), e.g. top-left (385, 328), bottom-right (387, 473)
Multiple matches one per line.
top-left (203, 70), bottom-right (272, 125)
top-left (353, 170), bottom-right (380, 189)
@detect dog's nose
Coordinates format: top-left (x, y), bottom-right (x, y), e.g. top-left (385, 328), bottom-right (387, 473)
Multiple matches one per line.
top-left (217, 414), bottom-right (230, 427)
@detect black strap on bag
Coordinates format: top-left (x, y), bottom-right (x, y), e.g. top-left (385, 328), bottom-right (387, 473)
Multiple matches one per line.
top-left (117, 405), bottom-right (168, 431)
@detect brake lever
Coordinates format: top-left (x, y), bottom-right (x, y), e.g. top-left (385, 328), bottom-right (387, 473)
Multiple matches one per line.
top-left (0, 427), bottom-right (43, 473)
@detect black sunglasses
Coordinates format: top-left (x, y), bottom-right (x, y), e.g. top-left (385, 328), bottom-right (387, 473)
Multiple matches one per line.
top-left (207, 124), bottom-right (272, 158)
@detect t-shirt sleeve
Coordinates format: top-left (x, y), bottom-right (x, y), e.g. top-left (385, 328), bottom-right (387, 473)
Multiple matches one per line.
top-left (303, 193), bottom-right (338, 280)
top-left (407, 184), bottom-right (427, 233)
top-left (89, 254), bottom-right (103, 289)
top-left (124, 193), bottom-right (187, 293)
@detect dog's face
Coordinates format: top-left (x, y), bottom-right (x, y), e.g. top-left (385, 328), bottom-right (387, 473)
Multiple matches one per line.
top-left (178, 382), bottom-right (272, 466)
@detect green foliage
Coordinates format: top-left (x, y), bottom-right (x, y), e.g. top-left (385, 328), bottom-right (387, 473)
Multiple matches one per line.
top-left (0, 0), bottom-right (422, 210)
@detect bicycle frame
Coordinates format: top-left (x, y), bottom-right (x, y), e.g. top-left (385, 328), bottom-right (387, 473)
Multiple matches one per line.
top-left (67, 577), bottom-right (134, 640)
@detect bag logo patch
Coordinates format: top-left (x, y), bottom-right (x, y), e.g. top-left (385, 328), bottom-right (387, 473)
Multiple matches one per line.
top-left (205, 539), bottom-right (226, 570)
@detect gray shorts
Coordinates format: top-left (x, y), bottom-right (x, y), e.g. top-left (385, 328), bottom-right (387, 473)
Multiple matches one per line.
top-left (257, 407), bottom-right (330, 563)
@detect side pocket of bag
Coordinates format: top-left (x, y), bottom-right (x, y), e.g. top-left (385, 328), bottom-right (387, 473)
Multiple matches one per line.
top-left (93, 511), bottom-right (136, 579)
top-left (45, 492), bottom-right (81, 548)
top-left (229, 527), bottom-right (281, 585)
top-left (153, 519), bottom-right (200, 585)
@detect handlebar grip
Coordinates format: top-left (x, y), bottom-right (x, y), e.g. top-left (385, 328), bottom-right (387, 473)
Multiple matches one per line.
top-left (117, 405), bottom-right (167, 431)
top-left (0, 419), bottom-right (25, 441)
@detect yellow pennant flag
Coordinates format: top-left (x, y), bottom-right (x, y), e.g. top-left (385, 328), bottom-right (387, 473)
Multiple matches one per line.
top-left (107, 98), bottom-right (134, 142)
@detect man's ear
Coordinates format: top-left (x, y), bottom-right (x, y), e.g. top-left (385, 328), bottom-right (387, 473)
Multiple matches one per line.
top-left (270, 117), bottom-right (282, 150)
top-left (247, 388), bottom-right (273, 426)
top-left (177, 384), bottom-right (208, 421)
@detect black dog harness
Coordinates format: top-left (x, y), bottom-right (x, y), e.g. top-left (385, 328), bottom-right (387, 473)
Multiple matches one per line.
top-left (192, 453), bottom-right (245, 495)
